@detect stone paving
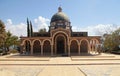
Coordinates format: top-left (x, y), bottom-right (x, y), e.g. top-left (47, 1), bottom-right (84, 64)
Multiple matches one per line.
top-left (37, 66), bottom-right (85, 76)
top-left (0, 53), bottom-right (120, 76)
top-left (0, 66), bottom-right (44, 76)
top-left (80, 65), bottom-right (120, 76)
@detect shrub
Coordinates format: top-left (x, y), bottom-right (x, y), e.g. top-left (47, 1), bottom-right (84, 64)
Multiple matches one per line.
top-left (0, 50), bottom-right (3, 53)
top-left (9, 49), bottom-right (18, 54)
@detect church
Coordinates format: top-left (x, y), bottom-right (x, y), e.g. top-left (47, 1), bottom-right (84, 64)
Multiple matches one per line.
top-left (20, 7), bottom-right (101, 56)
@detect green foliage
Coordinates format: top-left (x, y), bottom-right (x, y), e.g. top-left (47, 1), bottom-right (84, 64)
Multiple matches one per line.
top-left (0, 50), bottom-right (2, 53)
top-left (27, 18), bottom-right (30, 37)
top-left (0, 19), bottom-right (20, 53)
top-left (27, 18), bottom-right (33, 37)
top-left (4, 31), bottom-right (20, 51)
top-left (104, 28), bottom-right (120, 52)
top-left (39, 28), bottom-right (46, 33)
top-left (30, 21), bottom-right (33, 37)
top-left (9, 49), bottom-right (18, 54)
top-left (0, 20), bottom-right (7, 47)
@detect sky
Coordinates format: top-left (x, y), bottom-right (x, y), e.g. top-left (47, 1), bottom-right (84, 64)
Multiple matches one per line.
top-left (0, 0), bottom-right (120, 36)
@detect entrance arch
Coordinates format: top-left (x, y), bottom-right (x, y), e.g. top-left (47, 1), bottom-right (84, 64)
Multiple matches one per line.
top-left (55, 34), bottom-right (67, 54)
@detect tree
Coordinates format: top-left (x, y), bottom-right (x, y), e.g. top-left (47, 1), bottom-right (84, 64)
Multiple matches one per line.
top-left (27, 18), bottom-right (30, 37)
top-left (0, 20), bottom-right (7, 49)
top-left (4, 31), bottom-right (20, 51)
top-left (27, 18), bottom-right (33, 37)
top-left (112, 28), bottom-right (120, 50)
top-left (39, 28), bottom-right (46, 33)
top-left (103, 28), bottom-right (120, 52)
top-left (30, 21), bottom-right (33, 37)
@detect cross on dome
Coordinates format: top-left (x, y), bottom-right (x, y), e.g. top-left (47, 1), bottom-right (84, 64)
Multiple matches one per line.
top-left (58, 6), bottom-right (62, 12)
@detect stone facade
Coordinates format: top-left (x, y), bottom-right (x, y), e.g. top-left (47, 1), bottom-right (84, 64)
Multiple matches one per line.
top-left (20, 7), bottom-right (101, 56)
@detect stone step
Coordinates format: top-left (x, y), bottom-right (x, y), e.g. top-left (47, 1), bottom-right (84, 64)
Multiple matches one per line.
top-left (71, 58), bottom-right (120, 61)
top-left (71, 56), bottom-right (115, 58)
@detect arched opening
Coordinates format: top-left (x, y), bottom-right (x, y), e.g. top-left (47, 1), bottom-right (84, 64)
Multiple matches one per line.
top-left (52, 31), bottom-right (68, 55)
top-left (33, 40), bottom-right (41, 54)
top-left (80, 40), bottom-right (88, 53)
top-left (57, 36), bottom-right (64, 54)
top-left (70, 40), bottom-right (78, 55)
top-left (24, 40), bottom-right (31, 54)
top-left (90, 39), bottom-right (99, 52)
top-left (55, 35), bottom-right (66, 54)
top-left (43, 40), bottom-right (51, 55)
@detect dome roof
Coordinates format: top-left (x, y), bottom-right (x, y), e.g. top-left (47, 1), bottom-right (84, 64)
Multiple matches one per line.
top-left (51, 7), bottom-right (70, 22)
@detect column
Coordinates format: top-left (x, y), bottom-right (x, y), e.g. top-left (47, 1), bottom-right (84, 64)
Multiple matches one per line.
top-left (68, 44), bottom-right (70, 56)
top-left (65, 41), bottom-right (67, 54)
top-left (41, 44), bottom-right (43, 55)
top-left (31, 44), bottom-right (33, 55)
top-left (20, 45), bottom-right (22, 54)
top-left (78, 44), bottom-right (80, 55)
top-left (23, 45), bottom-right (26, 54)
top-left (51, 44), bottom-right (53, 56)
top-left (88, 45), bottom-right (90, 54)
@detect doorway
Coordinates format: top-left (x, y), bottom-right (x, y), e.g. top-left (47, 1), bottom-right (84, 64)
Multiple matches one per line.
top-left (56, 36), bottom-right (65, 54)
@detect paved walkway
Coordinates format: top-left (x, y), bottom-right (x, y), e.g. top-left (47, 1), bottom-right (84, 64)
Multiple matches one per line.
top-left (0, 53), bottom-right (120, 76)
top-left (37, 66), bottom-right (85, 76)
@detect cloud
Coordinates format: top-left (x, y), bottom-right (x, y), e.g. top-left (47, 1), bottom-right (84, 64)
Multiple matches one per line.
top-left (5, 16), bottom-right (50, 37)
top-left (5, 17), bottom-right (120, 37)
top-left (72, 24), bottom-right (120, 36)
top-left (6, 19), bottom-right (12, 25)
top-left (34, 16), bottom-right (50, 31)
top-left (5, 19), bottom-right (27, 37)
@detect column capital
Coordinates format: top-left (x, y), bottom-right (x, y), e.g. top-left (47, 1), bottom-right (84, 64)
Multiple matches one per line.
top-left (68, 44), bottom-right (70, 46)
top-left (31, 44), bottom-right (33, 46)
top-left (41, 44), bottom-right (43, 46)
top-left (51, 44), bottom-right (53, 46)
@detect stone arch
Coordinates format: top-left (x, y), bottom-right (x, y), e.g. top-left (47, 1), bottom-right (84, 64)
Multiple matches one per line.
top-left (42, 39), bottom-right (52, 45)
top-left (43, 40), bottom-right (51, 55)
top-left (21, 39), bottom-right (31, 46)
top-left (80, 39), bottom-right (89, 53)
top-left (54, 34), bottom-right (67, 54)
top-left (80, 39), bottom-right (89, 44)
top-left (90, 38), bottom-right (99, 52)
top-left (70, 40), bottom-right (79, 55)
top-left (91, 38), bottom-right (99, 44)
top-left (32, 39), bottom-right (42, 45)
top-left (70, 39), bottom-right (79, 45)
top-left (52, 31), bottom-right (69, 44)
top-left (23, 40), bottom-right (31, 54)
top-left (33, 40), bottom-right (41, 54)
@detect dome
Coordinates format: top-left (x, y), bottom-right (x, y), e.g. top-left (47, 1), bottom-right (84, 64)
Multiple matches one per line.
top-left (51, 7), bottom-right (70, 22)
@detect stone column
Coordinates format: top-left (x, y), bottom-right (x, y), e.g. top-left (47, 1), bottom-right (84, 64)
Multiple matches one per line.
top-left (55, 42), bottom-right (56, 55)
top-left (68, 44), bottom-right (70, 56)
top-left (31, 44), bottom-right (33, 55)
top-left (41, 44), bottom-right (43, 55)
top-left (20, 45), bottom-right (22, 53)
top-left (78, 44), bottom-right (80, 55)
top-left (20, 45), bottom-right (24, 54)
top-left (23, 45), bottom-right (26, 54)
top-left (88, 44), bottom-right (90, 54)
top-left (51, 44), bottom-right (53, 56)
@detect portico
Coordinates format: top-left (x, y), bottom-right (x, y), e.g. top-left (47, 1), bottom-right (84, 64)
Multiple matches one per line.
top-left (20, 7), bottom-right (100, 56)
